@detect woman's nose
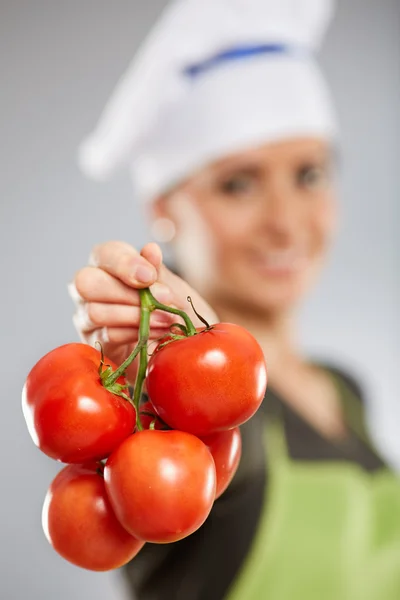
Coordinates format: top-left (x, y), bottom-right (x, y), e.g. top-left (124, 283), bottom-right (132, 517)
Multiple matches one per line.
top-left (258, 185), bottom-right (301, 239)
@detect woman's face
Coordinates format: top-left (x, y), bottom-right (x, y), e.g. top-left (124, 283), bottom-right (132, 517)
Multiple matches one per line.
top-left (154, 137), bottom-right (337, 314)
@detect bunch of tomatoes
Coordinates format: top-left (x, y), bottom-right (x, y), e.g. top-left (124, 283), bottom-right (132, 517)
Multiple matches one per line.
top-left (22, 291), bottom-right (267, 572)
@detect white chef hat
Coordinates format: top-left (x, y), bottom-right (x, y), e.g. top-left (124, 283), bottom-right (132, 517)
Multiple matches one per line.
top-left (78, 0), bottom-right (337, 202)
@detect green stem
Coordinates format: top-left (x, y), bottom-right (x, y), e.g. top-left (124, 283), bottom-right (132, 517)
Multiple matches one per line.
top-left (103, 288), bottom-right (197, 389)
top-left (141, 288), bottom-right (197, 336)
top-left (100, 287), bottom-right (197, 421)
top-left (103, 342), bottom-right (143, 387)
top-left (131, 289), bottom-right (152, 431)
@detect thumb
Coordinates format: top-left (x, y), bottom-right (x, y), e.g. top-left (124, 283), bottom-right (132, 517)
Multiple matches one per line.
top-left (140, 243), bottom-right (163, 274)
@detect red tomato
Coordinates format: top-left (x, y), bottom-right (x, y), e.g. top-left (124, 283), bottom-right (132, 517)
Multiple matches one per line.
top-left (42, 463), bottom-right (144, 571)
top-left (201, 427), bottom-right (242, 499)
top-left (22, 343), bottom-right (136, 463)
top-left (138, 400), bottom-right (166, 431)
top-left (146, 323), bottom-right (267, 436)
top-left (104, 430), bottom-right (216, 543)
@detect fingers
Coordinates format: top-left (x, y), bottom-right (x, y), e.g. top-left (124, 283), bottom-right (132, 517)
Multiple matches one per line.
top-left (140, 243), bottom-right (163, 274)
top-left (69, 241), bottom-right (184, 381)
top-left (73, 269), bottom-right (173, 308)
top-left (72, 302), bottom-right (176, 338)
top-left (69, 240), bottom-right (219, 368)
top-left (90, 241), bottom-right (158, 288)
top-left (74, 268), bottom-right (140, 305)
top-left (84, 327), bottom-right (169, 347)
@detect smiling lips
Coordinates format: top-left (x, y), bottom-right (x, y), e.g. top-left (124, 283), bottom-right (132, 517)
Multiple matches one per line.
top-left (251, 249), bottom-right (307, 276)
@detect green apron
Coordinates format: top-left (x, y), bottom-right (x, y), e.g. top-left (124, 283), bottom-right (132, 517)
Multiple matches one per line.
top-left (227, 377), bottom-right (400, 600)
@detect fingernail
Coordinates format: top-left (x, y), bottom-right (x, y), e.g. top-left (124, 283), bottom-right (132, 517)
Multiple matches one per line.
top-left (151, 282), bottom-right (173, 304)
top-left (134, 264), bottom-right (156, 284)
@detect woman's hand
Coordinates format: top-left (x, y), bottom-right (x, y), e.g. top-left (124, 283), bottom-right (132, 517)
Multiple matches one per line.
top-left (69, 241), bottom-right (218, 382)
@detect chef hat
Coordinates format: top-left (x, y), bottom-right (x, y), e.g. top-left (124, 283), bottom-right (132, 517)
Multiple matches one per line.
top-left (78, 0), bottom-right (337, 202)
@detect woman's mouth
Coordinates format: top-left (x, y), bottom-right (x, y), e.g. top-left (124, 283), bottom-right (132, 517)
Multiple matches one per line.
top-left (251, 249), bottom-right (307, 276)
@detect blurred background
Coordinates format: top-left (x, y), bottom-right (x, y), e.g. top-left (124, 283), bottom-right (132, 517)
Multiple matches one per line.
top-left (0, 0), bottom-right (398, 599)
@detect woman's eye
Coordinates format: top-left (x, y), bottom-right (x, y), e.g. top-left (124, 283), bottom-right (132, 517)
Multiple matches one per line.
top-left (297, 165), bottom-right (328, 190)
top-left (218, 173), bottom-right (257, 196)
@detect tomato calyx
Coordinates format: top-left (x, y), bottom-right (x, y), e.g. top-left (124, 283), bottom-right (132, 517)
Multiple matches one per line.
top-left (153, 332), bottom-right (187, 353)
top-left (96, 342), bottom-right (137, 404)
top-left (170, 323), bottom-right (189, 336)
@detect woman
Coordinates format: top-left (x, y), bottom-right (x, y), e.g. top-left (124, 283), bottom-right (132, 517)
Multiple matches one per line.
top-left (71, 0), bottom-right (400, 598)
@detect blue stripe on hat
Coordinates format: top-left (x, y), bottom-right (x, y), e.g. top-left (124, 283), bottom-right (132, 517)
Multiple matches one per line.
top-left (183, 44), bottom-right (296, 78)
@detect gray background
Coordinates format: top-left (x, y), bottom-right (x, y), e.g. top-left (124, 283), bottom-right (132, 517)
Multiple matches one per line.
top-left (0, 1), bottom-right (398, 599)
